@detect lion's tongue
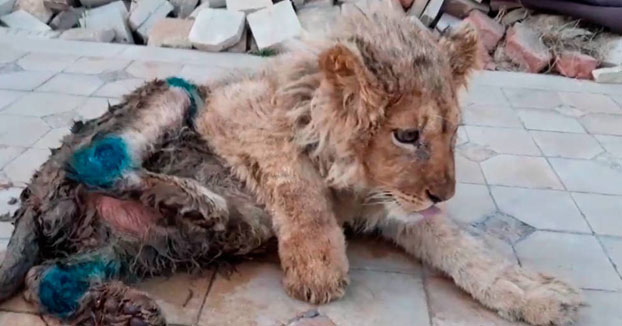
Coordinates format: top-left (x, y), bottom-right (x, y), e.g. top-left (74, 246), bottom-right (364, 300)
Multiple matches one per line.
top-left (419, 206), bottom-right (441, 219)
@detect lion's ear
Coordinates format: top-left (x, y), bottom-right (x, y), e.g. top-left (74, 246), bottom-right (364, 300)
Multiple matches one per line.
top-left (319, 44), bottom-right (370, 92)
top-left (440, 22), bottom-right (481, 87)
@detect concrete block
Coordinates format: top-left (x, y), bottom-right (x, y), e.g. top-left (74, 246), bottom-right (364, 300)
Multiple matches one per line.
top-left (170, 0), bottom-right (197, 18)
top-left (0, 25), bottom-right (59, 37)
top-left (189, 8), bottom-right (245, 51)
top-left (0, 0), bottom-right (16, 16)
top-left (205, 0), bottom-right (225, 7)
top-left (420, 0), bottom-right (442, 26)
top-left (79, 0), bottom-right (115, 8)
top-left (147, 17), bottom-right (192, 48)
top-left (129, 0), bottom-right (169, 30)
top-left (592, 66), bottom-right (622, 84)
top-left (15, 0), bottom-right (52, 23)
top-left (49, 7), bottom-right (83, 29)
top-left (60, 27), bottom-right (115, 41)
top-left (0, 9), bottom-right (51, 31)
top-left (297, 3), bottom-right (339, 37)
top-left (226, 0), bottom-right (270, 13)
top-left (189, 1), bottom-right (208, 17)
top-left (80, 1), bottom-right (134, 43)
top-left (406, 0), bottom-right (428, 17)
top-left (135, 1), bottom-right (173, 40)
top-left (435, 13), bottom-right (461, 34)
top-left (224, 26), bottom-right (246, 52)
top-left (602, 37), bottom-right (622, 66)
top-left (247, 0), bottom-right (301, 50)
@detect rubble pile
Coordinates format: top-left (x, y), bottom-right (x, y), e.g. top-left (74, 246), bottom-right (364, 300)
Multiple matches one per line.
top-left (0, 0), bottom-right (620, 82)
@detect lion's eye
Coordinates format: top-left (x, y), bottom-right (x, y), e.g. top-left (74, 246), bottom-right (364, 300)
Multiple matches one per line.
top-left (393, 129), bottom-right (420, 144)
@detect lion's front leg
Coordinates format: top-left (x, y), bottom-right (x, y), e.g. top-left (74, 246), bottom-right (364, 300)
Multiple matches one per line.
top-left (264, 159), bottom-right (349, 304)
top-left (380, 215), bottom-right (582, 326)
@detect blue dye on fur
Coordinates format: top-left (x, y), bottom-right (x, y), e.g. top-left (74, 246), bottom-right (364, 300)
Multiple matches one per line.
top-left (67, 136), bottom-right (131, 188)
top-left (166, 77), bottom-right (202, 124)
top-left (39, 259), bottom-right (120, 317)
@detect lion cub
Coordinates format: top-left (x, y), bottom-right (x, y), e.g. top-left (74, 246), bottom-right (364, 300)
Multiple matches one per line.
top-left (195, 4), bottom-right (581, 326)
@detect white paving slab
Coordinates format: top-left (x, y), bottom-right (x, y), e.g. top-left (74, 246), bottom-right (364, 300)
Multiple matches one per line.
top-left (189, 8), bottom-right (245, 52)
top-left (0, 10), bottom-right (51, 32)
top-left (247, 0), bottom-right (301, 50)
top-left (80, 1), bottom-right (134, 44)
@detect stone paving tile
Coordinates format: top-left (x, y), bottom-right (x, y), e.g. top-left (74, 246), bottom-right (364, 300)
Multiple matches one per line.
top-left (16, 53), bottom-right (80, 73)
top-left (465, 126), bottom-right (540, 156)
top-left (0, 146), bottom-right (25, 169)
top-left (515, 231), bottom-right (622, 291)
top-left (491, 186), bottom-right (590, 233)
top-left (64, 57), bottom-right (131, 74)
top-left (177, 64), bottom-right (230, 85)
top-left (530, 131), bottom-right (603, 159)
top-left (346, 237), bottom-right (422, 274)
top-left (462, 104), bottom-right (523, 128)
top-left (572, 193), bottom-right (622, 237)
top-left (455, 154), bottom-right (486, 184)
top-left (580, 113), bottom-right (622, 136)
top-left (2, 92), bottom-right (86, 117)
top-left (135, 272), bottom-right (214, 325)
top-left (600, 237), bottom-right (622, 275)
top-left (0, 90), bottom-right (27, 112)
top-left (425, 276), bottom-right (528, 326)
top-left (36, 73), bottom-right (105, 96)
top-left (0, 70), bottom-right (54, 91)
top-left (559, 91), bottom-right (622, 114)
top-left (199, 261), bottom-right (429, 326)
top-left (74, 97), bottom-right (119, 121)
top-left (517, 108), bottom-right (586, 133)
top-left (549, 158), bottom-right (622, 195)
top-left (3, 149), bottom-right (50, 185)
top-left (0, 48), bottom-right (26, 64)
top-left (0, 312), bottom-right (46, 325)
top-left (94, 78), bottom-right (146, 97)
top-left (463, 84), bottom-right (508, 106)
top-left (456, 143), bottom-right (497, 162)
top-left (32, 128), bottom-right (70, 150)
top-left (0, 115), bottom-right (49, 146)
top-left (456, 126), bottom-right (468, 145)
top-left (503, 88), bottom-right (563, 109)
top-left (0, 219), bottom-right (14, 238)
top-left (578, 290), bottom-right (622, 326)
top-left (480, 155), bottom-right (564, 189)
top-left (125, 61), bottom-right (183, 80)
top-left (595, 135), bottom-right (622, 157)
top-left (445, 183), bottom-right (496, 224)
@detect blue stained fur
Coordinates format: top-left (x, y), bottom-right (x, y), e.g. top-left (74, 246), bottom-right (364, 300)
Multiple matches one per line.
top-left (39, 259), bottom-right (120, 317)
top-left (68, 136), bottom-right (131, 188)
top-left (166, 77), bottom-right (202, 123)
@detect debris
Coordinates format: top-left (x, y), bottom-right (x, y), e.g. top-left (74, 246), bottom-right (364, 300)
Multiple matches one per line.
top-left (297, 3), bottom-right (339, 37)
top-left (592, 66), bottom-right (622, 84)
top-left (170, 0), bottom-right (197, 18)
top-left (247, 0), bottom-right (301, 50)
top-left (505, 22), bottom-right (552, 73)
top-left (489, 0), bottom-right (522, 11)
top-left (79, 0), bottom-right (115, 7)
top-left (128, 0), bottom-right (173, 40)
top-left (225, 0), bottom-right (271, 13)
top-left (420, 0), bottom-right (442, 26)
top-left (224, 27), bottom-right (247, 53)
top-left (79, 1), bottom-right (134, 43)
top-left (0, 0), bottom-right (16, 16)
top-left (0, 9), bottom-right (52, 31)
top-left (435, 13), bottom-right (461, 34)
top-left (463, 9), bottom-right (504, 52)
top-left (500, 8), bottom-right (528, 26)
top-left (148, 17), bottom-right (192, 48)
top-left (0, 25), bottom-right (59, 37)
top-left (407, 0), bottom-right (428, 18)
top-left (43, 0), bottom-right (75, 12)
top-left (554, 51), bottom-right (598, 79)
top-left (189, 8), bottom-right (245, 51)
top-left (443, 0), bottom-right (488, 18)
top-left (15, 0), bottom-right (53, 23)
top-left (49, 7), bottom-right (83, 29)
top-left (601, 37), bottom-right (622, 66)
top-left (203, 0), bottom-right (225, 8)
top-left (189, 1), bottom-right (208, 18)
top-left (60, 27), bottom-right (115, 42)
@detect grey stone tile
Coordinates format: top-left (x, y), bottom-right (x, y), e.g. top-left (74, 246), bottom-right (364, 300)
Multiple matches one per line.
top-left (463, 84), bottom-right (508, 106)
top-left (0, 146), bottom-right (25, 169)
top-left (531, 131), bottom-right (604, 159)
top-left (0, 48), bottom-right (26, 64)
top-left (455, 154), bottom-right (485, 184)
top-left (125, 61), bottom-right (183, 80)
top-left (425, 276), bottom-right (529, 326)
top-left (549, 158), bottom-right (622, 195)
top-left (94, 78), bottom-right (145, 97)
top-left (3, 92), bottom-right (86, 117)
top-left (118, 45), bottom-right (266, 69)
top-left (0, 187), bottom-right (21, 222)
top-left (64, 57), bottom-right (131, 74)
top-left (42, 111), bottom-right (79, 129)
top-left (3, 148), bottom-right (49, 185)
top-left (16, 52), bottom-right (79, 73)
top-left (0, 36), bottom-right (127, 57)
top-left (74, 97), bottom-right (118, 121)
top-left (445, 183), bottom-right (496, 224)
top-left (0, 70), bottom-right (54, 90)
top-left (580, 114), bottom-right (622, 136)
top-left (481, 155), bottom-right (564, 189)
top-left (347, 237), bottom-right (422, 274)
top-left (456, 126), bottom-right (468, 145)
top-left (36, 73), bottom-right (104, 96)
top-left (573, 193), bottom-right (622, 237)
top-left (462, 104), bottom-right (523, 128)
top-left (600, 237), bottom-right (622, 276)
top-left (456, 143), bottom-right (497, 162)
top-left (578, 290), bottom-right (622, 326)
top-left (476, 212), bottom-right (535, 244)
top-left (559, 91), bottom-right (622, 114)
top-left (517, 109), bottom-right (585, 133)
top-left (177, 64), bottom-right (229, 84)
top-left (0, 115), bottom-right (49, 146)
top-left (32, 128), bottom-right (69, 149)
top-left (200, 261), bottom-right (429, 326)
top-left (515, 231), bottom-right (622, 291)
top-left (465, 126), bottom-right (540, 156)
top-left (0, 90), bottom-right (27, 112)
top-left (491, 186), bottom-right (590, 233)
top-left (595, 135), bottom-right (622, 157)
top-left (503, 88), bottom-right (563, 109)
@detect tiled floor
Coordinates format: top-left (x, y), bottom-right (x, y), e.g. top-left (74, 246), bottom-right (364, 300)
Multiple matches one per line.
top-left (1, 34), bottom-right (622, 325)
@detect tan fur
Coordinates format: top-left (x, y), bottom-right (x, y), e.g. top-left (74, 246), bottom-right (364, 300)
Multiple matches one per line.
top-left (193, 3), bottom-right (581, 324)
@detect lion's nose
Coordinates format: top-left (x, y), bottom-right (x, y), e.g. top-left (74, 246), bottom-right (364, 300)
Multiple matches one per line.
top-left (426, 190), bottom-right (443, 203)
top-left (426, 183), bottom-right (455, 203)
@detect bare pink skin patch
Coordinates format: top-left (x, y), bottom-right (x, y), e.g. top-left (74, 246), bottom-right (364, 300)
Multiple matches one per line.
top-left (89, 194), bottom-right (163, 238)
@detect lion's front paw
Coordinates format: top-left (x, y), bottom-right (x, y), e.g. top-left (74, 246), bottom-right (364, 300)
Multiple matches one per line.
top-left (283, 262), bottom-right (350, 304)
top-left (491, 268), bottom-right (582, 326)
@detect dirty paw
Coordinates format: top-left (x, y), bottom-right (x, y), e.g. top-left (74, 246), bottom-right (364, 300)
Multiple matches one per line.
top-left (282, 255), bottom-right (350, 304)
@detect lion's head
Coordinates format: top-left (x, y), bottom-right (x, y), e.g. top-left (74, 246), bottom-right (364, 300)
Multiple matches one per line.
top-left (306, 5), bottom-right (480, 221)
